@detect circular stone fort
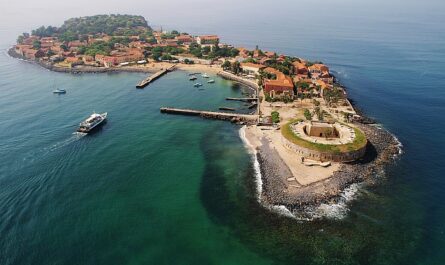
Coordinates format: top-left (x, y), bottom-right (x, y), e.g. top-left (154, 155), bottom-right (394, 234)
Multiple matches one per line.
top-left (281, 120), bottom-right (367, 162)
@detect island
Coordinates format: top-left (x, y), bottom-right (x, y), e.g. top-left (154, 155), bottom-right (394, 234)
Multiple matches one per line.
top-left (9, 14), bottom-right (402, 217)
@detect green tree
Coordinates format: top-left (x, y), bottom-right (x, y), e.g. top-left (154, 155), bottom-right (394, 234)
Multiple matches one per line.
top-left (231, 61), bottom-right (241, 74)
top-left (17, 35), bottom-right (24, 44)
top-left (60, 44), bottom-right (68, 52)
top-left (271, 111), bottom-right (280, 123)
top-left (222, 60), bottom-right (231, 70)
top-left (46, 50), bottom-right (55, 57)
top-left (202, 46), bottom-right (211, 54)
top-left (304, 109), bottom-right (313, 121)
top-left (32, 40), bottom-right (41, 49)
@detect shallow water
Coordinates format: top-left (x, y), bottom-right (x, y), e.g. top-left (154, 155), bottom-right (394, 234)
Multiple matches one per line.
top-left (1, 1), bottom-right (445, 263)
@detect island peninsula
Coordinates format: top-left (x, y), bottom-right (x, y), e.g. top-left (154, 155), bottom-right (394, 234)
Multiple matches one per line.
top-left (9, 14), bottom-right (402, 216)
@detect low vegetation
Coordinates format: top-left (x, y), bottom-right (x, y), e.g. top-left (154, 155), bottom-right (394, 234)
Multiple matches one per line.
top-left (304, 109), bottom-right (312, 120)
top-left (271, 111), bottom-right (280, 123)
top-left (281, 120), bottom-right (367, 153)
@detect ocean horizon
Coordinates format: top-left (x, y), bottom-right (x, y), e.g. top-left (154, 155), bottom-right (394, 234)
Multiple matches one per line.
top-left (1, 1), bottom-right (445, 264)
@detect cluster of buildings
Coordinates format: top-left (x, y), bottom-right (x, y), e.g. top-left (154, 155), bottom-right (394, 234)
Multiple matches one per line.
top-left (13, 32), bottom-right (220, 68)
top-left (235, 52), bottom-right (333, 100)
top-left (13, 30), bottom-right (332, 101)
top-left (293, 61), bottom-right (334, 96)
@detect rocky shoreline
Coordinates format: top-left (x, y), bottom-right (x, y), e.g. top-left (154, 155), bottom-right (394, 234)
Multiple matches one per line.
top-left (8, 48), bottom-right (156, 74)
top-left (9, 46), bottom-right (401, 217)
top-left (256, 121), bottom-right (401, 213)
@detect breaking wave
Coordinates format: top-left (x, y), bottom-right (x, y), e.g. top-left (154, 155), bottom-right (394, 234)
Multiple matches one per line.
top-left (239, 125), bottom-right (367, 221)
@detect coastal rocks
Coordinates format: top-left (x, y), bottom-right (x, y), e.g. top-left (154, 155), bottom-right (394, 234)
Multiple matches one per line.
top-left (7, 48), bottom-right (156, 74)
top-left (257, 138), bottom-right (294, 203)
top-left (257, 122), bottom-right (401, 214)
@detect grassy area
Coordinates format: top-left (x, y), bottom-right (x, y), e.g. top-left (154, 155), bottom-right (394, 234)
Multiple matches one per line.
top-left (281, 120), bottom-right (367, 153)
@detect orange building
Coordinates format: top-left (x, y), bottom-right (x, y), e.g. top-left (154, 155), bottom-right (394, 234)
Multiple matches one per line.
top-left (196, 35), bottom-right (219, 45)
top-left (293, 61), bottom-right (309, 75)
top-left (175, 34), bottom-right (193, 44)
top-left (263, 67), bottom-right (294, 98)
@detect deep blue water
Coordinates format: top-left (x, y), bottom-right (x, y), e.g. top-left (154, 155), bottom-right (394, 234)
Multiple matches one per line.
top-left (1, 1), bottom-right (445, 264)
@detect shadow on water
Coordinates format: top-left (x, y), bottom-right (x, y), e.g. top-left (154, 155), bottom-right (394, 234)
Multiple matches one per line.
top-left (347, 142), bottom-right (378, 165)
top-left (198, 123), bottom-right (422, 265)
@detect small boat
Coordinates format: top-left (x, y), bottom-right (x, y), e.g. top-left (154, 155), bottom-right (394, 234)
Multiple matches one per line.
top-left (201, 73), bottom-right (209, 78)
top-left (53, 89), bottom-right (66, 94)
top-left (207, 79), bottom-right (215, 83)
top-left (77, 112), bottom-right (107, 133)
top-left (189, 72), bottom-right (200, 76)
top-left (194, 83), bottom-right (203, 87)
top-left (189, 76), bottom-right (197, 81)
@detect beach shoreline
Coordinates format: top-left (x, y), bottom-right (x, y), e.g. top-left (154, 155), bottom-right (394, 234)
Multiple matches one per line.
top-left (8, 46), bottom-right (402, 219)
top-left (241, 119), bottom-right (401, 218)
top-left (7, 47), bottom-right (223, 75)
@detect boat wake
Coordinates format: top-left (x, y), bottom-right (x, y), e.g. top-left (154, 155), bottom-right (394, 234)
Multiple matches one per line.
top-left (21, 133), bottom-right (86, 166)
top-left (46, 132), bottom-right (86, 152)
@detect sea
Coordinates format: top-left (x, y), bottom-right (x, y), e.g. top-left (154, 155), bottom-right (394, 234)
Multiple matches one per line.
top-left (1, 1), bottom-right (445, 264)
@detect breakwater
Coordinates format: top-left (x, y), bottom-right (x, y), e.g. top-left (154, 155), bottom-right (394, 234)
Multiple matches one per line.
top-left (217, 71), bottom-right (259, 92)
top-left (136, 65), bottom-right (176, 88)
top-left (160, 107), bottom-right (258, 124)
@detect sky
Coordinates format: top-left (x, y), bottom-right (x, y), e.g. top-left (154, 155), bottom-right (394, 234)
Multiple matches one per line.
top-left (0, 0), bottom-right (444, 51)
top-left (2, 0), bottom-right (444, 29)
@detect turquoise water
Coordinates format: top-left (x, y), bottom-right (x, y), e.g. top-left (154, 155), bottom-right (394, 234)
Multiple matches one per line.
top-left (1, 1), bottom-right (445, 264)
top-left (0, 59), bottom-right (269, 264)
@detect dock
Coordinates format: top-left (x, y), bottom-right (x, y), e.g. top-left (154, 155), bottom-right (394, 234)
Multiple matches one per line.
top-left (219, 107), bottom-right (236, 111)
top-left (160, 107), bottom-right (258, 124)
top-left (136, 65), bottom-right (175, 88)
top-left (226, 97), bottom-right (258, 102)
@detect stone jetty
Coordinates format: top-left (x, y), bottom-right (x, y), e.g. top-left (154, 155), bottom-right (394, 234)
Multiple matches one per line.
top-left (160, 107), bottom-right (258, 124)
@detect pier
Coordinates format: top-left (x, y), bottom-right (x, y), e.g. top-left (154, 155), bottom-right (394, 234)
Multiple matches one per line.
top-left (136, 65), bottom-right (175, 88)
top-left (160, 107), bottom-right (258, 124)
top-left (225, 97), bottom-right (258, 102)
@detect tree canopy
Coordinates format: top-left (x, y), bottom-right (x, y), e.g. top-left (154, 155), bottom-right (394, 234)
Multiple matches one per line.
top-left (29, 15), bottom-right (152, 41)
top-left (59, 14), bottom-right (151, 36)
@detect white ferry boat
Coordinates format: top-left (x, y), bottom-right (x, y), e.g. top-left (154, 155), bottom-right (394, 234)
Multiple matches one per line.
top-left (77, 112), bottom-right (107, 133)
top-left (53, 89), bottom-right (66, 94)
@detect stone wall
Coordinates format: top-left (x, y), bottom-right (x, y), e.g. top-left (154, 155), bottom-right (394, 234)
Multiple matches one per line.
top-left (281, 136), bottom-right (367, 163)
top-left (217, 71), bottom-right (259, 92)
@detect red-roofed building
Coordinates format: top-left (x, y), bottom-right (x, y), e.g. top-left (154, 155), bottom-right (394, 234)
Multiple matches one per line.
top-left (264, 51), bottom-right (276, 58)
top-left (237, 47), bottom-right (250, 58)
top-left (176, 34), bottom-right (193, 44)
top-left (23, 36), bottom-right (40, 45)
top-left (68, 41), bottom-right (86, 48)
top-left (263, 67), bottom-right (294, 98)
top-left (293, 61), bottom-right (308, 76)
top-left (163, 39), bottom-right (178, 46)
top-left (308, 64), bottom-right (329, 74)
top-left (196, 35), bottom-right (219, 45)
top-left (14, 45), bottom-right (33, 55)
top-left (240, 62), bottom-right (265, 75)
